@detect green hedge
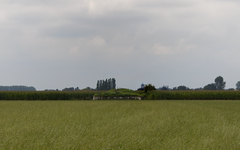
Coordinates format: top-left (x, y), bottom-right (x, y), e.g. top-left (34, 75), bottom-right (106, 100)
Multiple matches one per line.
top-left (0, 91), bottom-right (98, 100)
top-left (145, 91), bottom-right (240, 100)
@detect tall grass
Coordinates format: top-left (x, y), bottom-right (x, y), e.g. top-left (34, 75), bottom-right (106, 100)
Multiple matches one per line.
top-left (1, 100), bottom-right (240, 149)
top-left (146, 90), bottom-right (240, 100)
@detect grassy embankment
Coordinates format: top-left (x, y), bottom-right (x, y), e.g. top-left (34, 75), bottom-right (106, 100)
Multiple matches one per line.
top-left (1, 100), bottom-right (240, 149)
top-left (94, 89), bottom-right (145, 98)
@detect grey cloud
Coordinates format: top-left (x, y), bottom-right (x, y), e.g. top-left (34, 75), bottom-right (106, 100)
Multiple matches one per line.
top-left (135, 0), bottom-right (195, 9)
top-left (43, 25), bottom-right (93, 38)
top-left (1, 0), bottom-right (240, 90)
top-left (42, 10), bottom-right (150, 38)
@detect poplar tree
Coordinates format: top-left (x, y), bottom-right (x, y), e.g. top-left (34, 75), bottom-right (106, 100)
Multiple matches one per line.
top-left (112, 78), bottom-right (116, 89)
top-left (96, 78), bottom-right (116, 90)
top-left (97, 80), bottom-right (100, 90)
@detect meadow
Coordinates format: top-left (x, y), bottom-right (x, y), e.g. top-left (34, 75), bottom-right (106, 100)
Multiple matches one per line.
top-left (1, 100), bottom-right (240, 149)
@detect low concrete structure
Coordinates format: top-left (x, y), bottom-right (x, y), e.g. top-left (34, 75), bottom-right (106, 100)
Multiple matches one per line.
top-left (93, 96), bottom-right (141, 100)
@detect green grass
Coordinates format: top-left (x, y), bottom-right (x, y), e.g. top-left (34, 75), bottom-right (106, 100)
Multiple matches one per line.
top-left (1, 100), bottom-right (240, 149)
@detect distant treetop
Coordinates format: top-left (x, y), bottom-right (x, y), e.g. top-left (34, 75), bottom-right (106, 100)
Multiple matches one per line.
top-left (0, 85), bottom-right (36, 91)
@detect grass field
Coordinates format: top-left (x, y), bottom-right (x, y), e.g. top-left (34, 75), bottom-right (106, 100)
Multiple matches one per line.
top-left (1, 100), bottom-right (240, 149)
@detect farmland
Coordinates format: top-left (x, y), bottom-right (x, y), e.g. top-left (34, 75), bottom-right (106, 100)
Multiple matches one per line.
top-left (1, 100), bottom-right (240, 149)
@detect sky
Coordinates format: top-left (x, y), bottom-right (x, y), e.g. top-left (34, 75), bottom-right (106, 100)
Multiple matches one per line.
top-left (1, 0), bottom-right (240, 90)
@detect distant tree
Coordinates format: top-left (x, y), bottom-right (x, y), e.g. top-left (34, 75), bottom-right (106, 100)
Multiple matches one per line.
top-left (161, 86), bottom-right (169, 90)
top-left (144, 84), bottom-right (156, 93)
top-left (96, 78), bottom-right (116, 90)
top-left (173, 87), bottom-right (177, 90)
top-left (177, 85), bottom-right (188, 90)
top-left (112, 78), bottom-right (116, 89)
top-left (82, 87), bottom-right (91, 90)
top-left (75, 87), bottom-right (79, 91)
top-left (203, 83), bottom-right (216, 90)
top-left (62, 88), bottom-right (68, 91)
top-left (97, 81), bottom-right (100, 90)
top-left (44, 89), bottom-right (56, 91)
top-left (228, 88), bottom-right (235, 90)
top-left (69, 87), bottom-right (74, 91)
top-left (104, 79), bottom-right (107, 90)
top-left (62, 87), bottom-right (74, 91)
top-left (107, 78), bottom-right (111, 90)
top-left (215, 76), bottom-right (226, 90)
top-left (0, 85), bottom-right (36, 91)
top-left (100, 80), bottom-right (103, 90)
top-left (236, 81), bottom-right (240, 90)
top-left (194, 87), bottom-right (203, 90)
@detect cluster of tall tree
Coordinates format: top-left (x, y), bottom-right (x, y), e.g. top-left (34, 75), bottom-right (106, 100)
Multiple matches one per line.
top-left (0, 85), bottom-right (36, 91)
top-left (96, 78), bottom-right (116, 90)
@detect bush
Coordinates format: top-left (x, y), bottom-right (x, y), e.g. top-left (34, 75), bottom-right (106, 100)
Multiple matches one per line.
top-left (144, 84), bottom-right (156, 93)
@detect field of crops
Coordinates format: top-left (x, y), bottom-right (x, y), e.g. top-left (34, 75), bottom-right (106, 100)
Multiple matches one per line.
top-left (1, 100), bottom-right (240, 149)
top-left (0, 91), bottom-right (97, 100)
top-left (1, 90), bottom-right (240, 100)
top-left (146, 90), bottom-right (240, 100)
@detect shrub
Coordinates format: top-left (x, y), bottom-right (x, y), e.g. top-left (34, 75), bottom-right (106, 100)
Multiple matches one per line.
top-left (144, 84), bottom-right (156, 93)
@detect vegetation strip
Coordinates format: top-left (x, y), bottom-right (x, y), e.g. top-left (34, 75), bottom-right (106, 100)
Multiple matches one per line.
top-left (93, 89), bottom-right (145, 100)
top-left (1, 90), bottom-right (240, 100)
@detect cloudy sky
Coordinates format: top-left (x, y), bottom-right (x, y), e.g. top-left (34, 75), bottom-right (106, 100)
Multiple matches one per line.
top-left (1, 0), bottom-right (240, 90)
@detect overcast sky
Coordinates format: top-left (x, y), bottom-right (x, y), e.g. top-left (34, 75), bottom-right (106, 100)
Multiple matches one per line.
top-left (1, 0), bottom-right (240, 90)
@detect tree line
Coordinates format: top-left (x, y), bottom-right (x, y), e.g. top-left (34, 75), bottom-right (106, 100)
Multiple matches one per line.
top-left (62, 87), bottom-right (79, 91)
top-left (157, 76), bottom-right (239, 91)
top-left (50, 78), bottom-right (117, 91)
top-left (96, 78), bottom-right (116, 90)
top-left (0, 85), bottom-right (36, 91)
